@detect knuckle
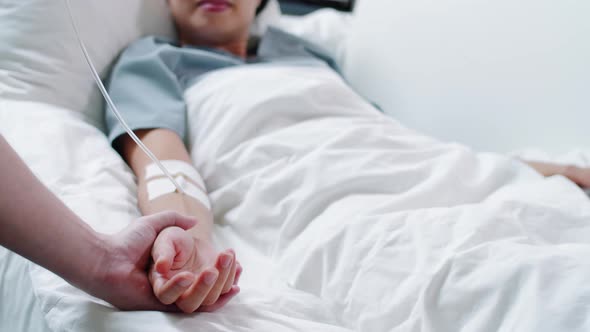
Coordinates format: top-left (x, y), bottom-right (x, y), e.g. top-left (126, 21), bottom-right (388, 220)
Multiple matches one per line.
top-left (164, 210), bottom-right (179, 217)
top-left (161, 210), bottom-right (180, 222)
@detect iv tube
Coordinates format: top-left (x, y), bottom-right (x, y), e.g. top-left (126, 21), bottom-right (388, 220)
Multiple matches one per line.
top-left (63, 0), bottom-right (185, 195)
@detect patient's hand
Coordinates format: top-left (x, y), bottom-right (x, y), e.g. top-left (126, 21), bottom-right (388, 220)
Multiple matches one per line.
top-left (149, 227), bottom-right (242, 313)
top-left (525, 161), bottom-right (590, 189)
top-left (562, 166), bottom-right (590, 189)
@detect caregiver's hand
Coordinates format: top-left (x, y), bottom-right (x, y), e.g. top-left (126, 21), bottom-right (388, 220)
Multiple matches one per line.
top-left (0, 135), bottom-right (200, 312)
top-left (87, 212), bottom-right (198, 311)
top-left (149, 227), bottom-right (242, 313)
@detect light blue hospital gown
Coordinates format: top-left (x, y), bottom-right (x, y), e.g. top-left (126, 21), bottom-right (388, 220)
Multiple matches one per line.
top-left (105, 27), bottom-right (338, 144)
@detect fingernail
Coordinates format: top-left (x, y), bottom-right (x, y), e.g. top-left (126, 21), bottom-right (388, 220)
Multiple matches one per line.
top-left (221, 254), bottom-right (233, 269)
top-left (204, 272), bottom-right (218, 286)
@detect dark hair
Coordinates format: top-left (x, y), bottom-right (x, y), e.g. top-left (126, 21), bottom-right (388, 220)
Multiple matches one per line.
top-left (256, 0), bottom-right (270, 15)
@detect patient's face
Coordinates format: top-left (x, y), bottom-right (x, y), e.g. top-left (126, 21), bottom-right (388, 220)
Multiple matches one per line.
top-left (168, 0), bottom-right (261, 47)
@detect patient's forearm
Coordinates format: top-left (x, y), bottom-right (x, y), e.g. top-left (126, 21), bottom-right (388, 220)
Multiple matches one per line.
top-left (524, 160), bottom-right (574, 178)
top-left (117, 129), bottom-right (214, 242)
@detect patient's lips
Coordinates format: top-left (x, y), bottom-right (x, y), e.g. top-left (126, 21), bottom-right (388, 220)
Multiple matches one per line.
top-left (197, 0), bottom-right (232, 12)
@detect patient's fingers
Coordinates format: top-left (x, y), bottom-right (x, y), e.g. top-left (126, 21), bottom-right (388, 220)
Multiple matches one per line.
top-left (152, 236), bottom-right (175, 274)
top-left (153, 272), bottom-right (195, 305)
top-left (202, 251), bottom-right (234, 306)
top-left (198, 286), bottom-right (240, 313)
top-left (176, 269), bottom-right (219, 313)
top-left (234, 262), bottom-right (243, 285)
top-left (222, 251), bottom-right (237, 294)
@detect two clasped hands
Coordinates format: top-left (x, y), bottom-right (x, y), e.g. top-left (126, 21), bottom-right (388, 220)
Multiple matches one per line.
top-left (99, 212), bottom-right (242, 313)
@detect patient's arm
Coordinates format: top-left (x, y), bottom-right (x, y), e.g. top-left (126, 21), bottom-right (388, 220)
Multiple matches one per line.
top-left (116, 128), bottom-right (241, 313)
top-left (524, 160), bottom-right (590, 189)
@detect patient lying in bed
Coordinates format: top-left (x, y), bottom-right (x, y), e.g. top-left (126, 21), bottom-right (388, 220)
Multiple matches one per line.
top-left (104, 0), bottom-right (590, 313)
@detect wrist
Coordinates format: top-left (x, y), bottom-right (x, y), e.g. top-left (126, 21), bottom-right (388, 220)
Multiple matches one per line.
top-left (187, 221), bottom-right (213, 243)
top-left (66, 230), bottom-right (110, 295)
top-left (192, 233), bottom-right (213, 247)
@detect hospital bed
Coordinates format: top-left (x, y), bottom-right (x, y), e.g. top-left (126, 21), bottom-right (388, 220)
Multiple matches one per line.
top-left (1, 0), bottom-right (590, 331)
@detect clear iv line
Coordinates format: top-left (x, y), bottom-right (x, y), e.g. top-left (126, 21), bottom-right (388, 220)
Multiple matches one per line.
top-left (63, 0), bottom-right (185, 195)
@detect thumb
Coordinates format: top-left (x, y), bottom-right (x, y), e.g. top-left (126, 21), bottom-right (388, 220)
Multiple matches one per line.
top-left (141, 211), bottom-right (198, 235)
top-left (152, 235), bottom-right (176, 274)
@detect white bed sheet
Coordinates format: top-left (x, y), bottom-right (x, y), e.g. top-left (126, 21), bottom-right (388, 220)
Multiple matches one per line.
top-left (0, 247), bottom-right (51, 332)
top-left (0, 100), bottom-right (351, 332)
top-left (1, 63), bottom-right (590, 331)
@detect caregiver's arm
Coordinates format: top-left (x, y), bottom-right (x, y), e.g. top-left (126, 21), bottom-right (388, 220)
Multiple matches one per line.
top-left (0, 135), bottom-right (197, 311)
top-left (116, 128), bottom-right (240, 313)
top-left (524, 160), bottom-right (590, 188)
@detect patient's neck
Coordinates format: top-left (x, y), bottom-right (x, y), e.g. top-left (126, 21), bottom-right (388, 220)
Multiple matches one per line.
top-left (215, 40), bottom-right (248, 59)
top-left (180, 33), bottom-right (249, 59)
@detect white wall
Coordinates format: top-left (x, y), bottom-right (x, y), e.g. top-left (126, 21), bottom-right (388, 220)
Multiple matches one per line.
top-left (343, 0), bottom-right (590, 153)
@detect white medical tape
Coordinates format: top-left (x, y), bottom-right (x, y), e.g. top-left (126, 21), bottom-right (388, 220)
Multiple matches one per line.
top-left (146, 176), bottom-right (211, 209)
top-left (145, 160), bottom-right (210, 209)
top-left (145, 160), bottom-right (206, 189)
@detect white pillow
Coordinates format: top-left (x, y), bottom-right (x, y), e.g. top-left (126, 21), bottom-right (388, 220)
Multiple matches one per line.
top-left (343, 0), bottom-right (590, 153)
top-left (0, 0), bottom-right (281, 130)
top-left (278, 9), bottom-right (352, 65)
top-left (251, 0), bottom-right (282, 37)
top-left (0, 0), bottom-right (175, 129)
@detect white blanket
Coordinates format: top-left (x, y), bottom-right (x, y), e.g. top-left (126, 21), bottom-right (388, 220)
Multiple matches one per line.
top-left (1, 64), bottom-right (590, 331)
